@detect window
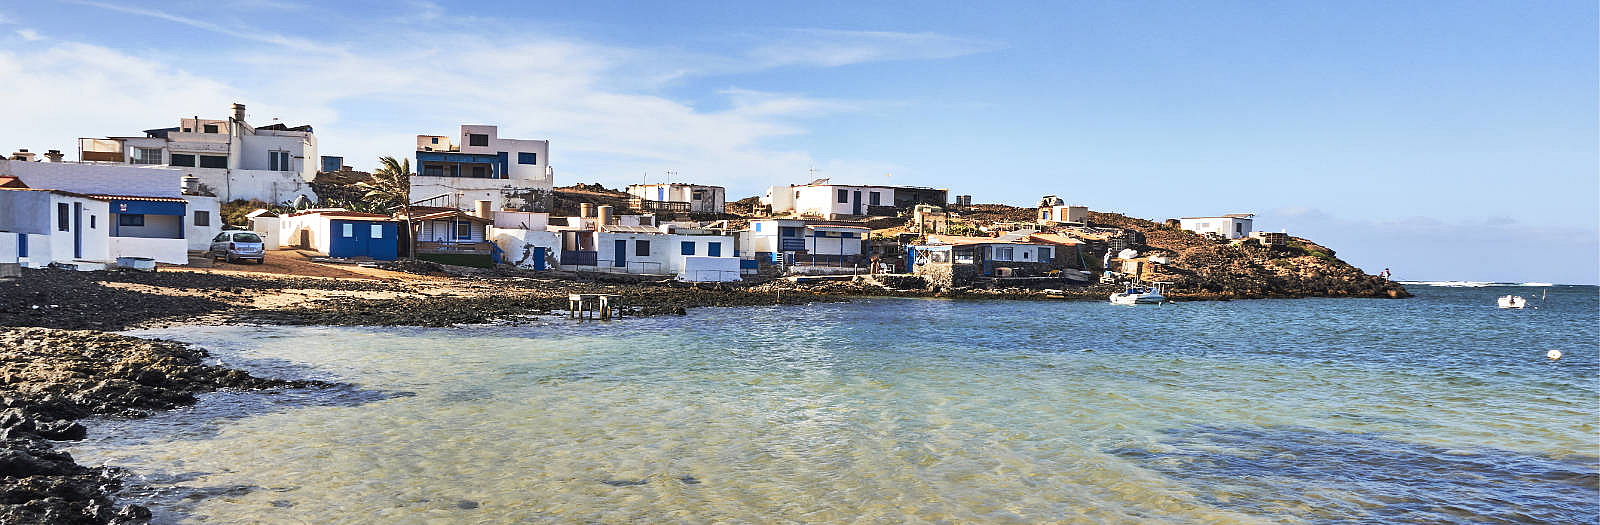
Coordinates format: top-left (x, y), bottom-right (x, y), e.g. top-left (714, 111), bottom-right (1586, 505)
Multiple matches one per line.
top-left (1039, 247), bottom-right (1052, 261)
top-left (269, 151), bottom-right (291, 171)
top-left (57, 203), bottom-right (68, 231)
top-left (708, 242), bottom-right (721, 257)
top-left (869, 191), bottom-right (881, 206)
top-left (170, 154), bottom-right (195, 167)
top-left (1235, 223), bottom-right (1243, 234)
top-left (456, 222), bottom-right (472, 239)
top-left (119, 214), bottom-right (145, 227)
top-left (16, 234), bottom-right (26, 258)
top-left (635, 240), bottom-right (650, 256)
top-left (232, 232), bottom-right (261, 243)
top-left (422, 165), bottom-right (444, 177)
top-left (213, 233), bottom-right (230, 242)
top-left (88, 215), bottom-right (95, 229)
top-left (203, 124), bottom-right (219, 133)
top-left (994, 246), bottom-right (1013, 261)
top-left (692, 190), bottom-right (705, 200)
top-left (192, 210), bottom-right (209, 227)
top-left (794, 191), bottom-right (800, 198)
top-left (779, 226), bottom-right (800, 237)
top-left (199, 155), bottom-right (228, 168)
top-left (431, 137), bottom-right (439, 144)
top-left (471, 166), bottom-right (488, 178)
top-left (371, 224), bottom-right (384, 238)
top-left (837, 189), bottom-right (849, 203)
top-left (753, 223), bottom-right (762, 232)
top-left (132, 147), bottom-right (163, 165)
top-left (681, 241), bottom-right (695, 255)
top-left (517, 152), bottom-right (538, 164)
top-left (1022, 250), bottom-right (1030, 260)
top-left (468, 133), bottom-right (488, 146)
top-left (342, 223), bottom-right (353, 237)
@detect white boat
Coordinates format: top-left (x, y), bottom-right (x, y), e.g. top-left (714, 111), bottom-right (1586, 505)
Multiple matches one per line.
top-left (1497, 295), bottom-right (1526, 309)
top-left (1111, 283), bottom-right (1166, 305)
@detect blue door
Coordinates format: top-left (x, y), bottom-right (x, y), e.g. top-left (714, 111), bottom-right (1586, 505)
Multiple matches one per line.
top-left (613, 239), bottom-right (627, 267)
top-left (852, 191), bottom-right (861, 215)
top-left (533, 248), bottom-right (546, 271)
top-left (658, 188), bottom-right (665, 201)
top-left (72, 203), bottom-right (82, 259)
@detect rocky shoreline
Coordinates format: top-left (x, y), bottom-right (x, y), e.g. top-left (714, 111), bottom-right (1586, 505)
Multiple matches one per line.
top-left (0, 328), bottom-right (333, 524)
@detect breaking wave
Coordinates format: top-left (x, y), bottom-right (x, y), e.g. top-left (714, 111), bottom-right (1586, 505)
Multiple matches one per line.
top-left (1399, 281), bottom-right (1560, 287)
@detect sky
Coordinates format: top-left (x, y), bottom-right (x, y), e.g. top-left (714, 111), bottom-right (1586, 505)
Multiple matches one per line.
top-left (1, 1), bottom-right (1595, 284)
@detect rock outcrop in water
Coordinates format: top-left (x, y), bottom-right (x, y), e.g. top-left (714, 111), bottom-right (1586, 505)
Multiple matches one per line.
top-left (1086, 211), bottom-right (1409, 299)
top-left (0, 328), bottom-right (329, 524)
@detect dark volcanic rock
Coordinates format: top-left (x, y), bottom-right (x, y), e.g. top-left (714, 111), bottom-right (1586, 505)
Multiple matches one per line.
top-left (0, 328), bottom-right (335, 524)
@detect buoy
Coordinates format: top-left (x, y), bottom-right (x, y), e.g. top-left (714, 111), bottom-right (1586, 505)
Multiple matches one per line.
top-left (1547, 349), bottom-right (1562, 360)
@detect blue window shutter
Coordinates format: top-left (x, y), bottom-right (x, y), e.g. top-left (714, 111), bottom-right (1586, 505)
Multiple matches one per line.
top-left (681, 241), bottom-right (695, 255)
top-left (16, 234), bottom-right (26, 258)
top-left (518, 152), bottom-right (538, 164)
top-left (708, 242), bottom-right (721, 257)
top-left (754, 223), bottom-right (762, 232)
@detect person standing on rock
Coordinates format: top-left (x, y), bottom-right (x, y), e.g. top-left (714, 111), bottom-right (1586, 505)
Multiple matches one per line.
top-left (1380, 268), bottom-right (1390, 282)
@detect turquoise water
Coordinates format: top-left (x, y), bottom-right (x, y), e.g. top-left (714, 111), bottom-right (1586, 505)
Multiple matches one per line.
top-left (74, 285), bottom-right (1598, 523)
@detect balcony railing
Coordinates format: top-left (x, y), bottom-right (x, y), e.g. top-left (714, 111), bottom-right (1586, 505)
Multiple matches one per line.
top-left (628, 197), bottom-right (691, 212)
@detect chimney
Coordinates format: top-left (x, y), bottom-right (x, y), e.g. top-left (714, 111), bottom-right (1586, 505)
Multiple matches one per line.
top-left (8, 149), bottom-right (35, 162)
top-left (231, 103), bottom-right (246, 122)
top-left (580, 202), bottom-right (593, 218)
top-left (181, 175), bottom-right (201, 195)
top-left (597, 205), bottom-right (614, 227)
top-left (474, 200), bottom-right (493, 219)
top-left (44, 150), bottom-right (64, 162)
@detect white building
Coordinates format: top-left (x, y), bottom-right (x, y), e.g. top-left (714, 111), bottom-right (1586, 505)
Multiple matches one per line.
top-left (0, 159), bottom-right (218, 267)
top-left (626, 183), bottom-right (726, 213)
top-left (1180, 214), bottom-right (1255, 240)
top-left (744, 218), bottom-right (869, 272)
top-left (77, 103), bottom-right (317, 205)
top-left (761, 181), bottom-right (947, 219)
top-left (1036, 196), bottom-right (1087, 225)
top-left (414, 125), bottom-right (553, 212)
top-left (266, 210), bottom-right (399, 260)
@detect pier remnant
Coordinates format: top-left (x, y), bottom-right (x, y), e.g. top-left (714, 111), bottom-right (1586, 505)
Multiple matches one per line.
top-left (568, 293), bottom-right (618, 320)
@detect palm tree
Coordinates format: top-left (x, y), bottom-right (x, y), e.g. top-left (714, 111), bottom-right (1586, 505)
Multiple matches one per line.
top-left (358, 156), bottom-right (416, 259)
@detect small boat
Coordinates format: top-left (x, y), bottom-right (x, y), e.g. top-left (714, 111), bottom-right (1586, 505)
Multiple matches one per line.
top-left (1111, 282), bottom-right (1165, 305)
top-left (1497, 295), bottom-right (1526, 309)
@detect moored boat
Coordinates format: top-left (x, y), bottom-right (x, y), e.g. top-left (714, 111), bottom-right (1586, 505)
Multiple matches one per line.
top-left (1497, 295), bottom-right (1526, 309)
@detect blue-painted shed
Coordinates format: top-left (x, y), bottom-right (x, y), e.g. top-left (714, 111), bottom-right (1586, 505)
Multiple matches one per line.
top-left (328, 219), bottom-right (399, 260)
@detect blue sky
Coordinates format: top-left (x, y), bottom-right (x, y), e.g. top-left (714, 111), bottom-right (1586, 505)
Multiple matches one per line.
top-left (2, 1), bottom-right (1595, 283)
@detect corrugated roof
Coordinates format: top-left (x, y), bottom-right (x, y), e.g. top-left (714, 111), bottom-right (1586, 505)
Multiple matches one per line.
top-left (602, 225), bottom-right (664, 234)
top-left (81, 194), bottom-right (189, 203)
top-left (1182, 214), bottom-right (1254, 219)
top-left (410, 210), bottom-right (492, 224)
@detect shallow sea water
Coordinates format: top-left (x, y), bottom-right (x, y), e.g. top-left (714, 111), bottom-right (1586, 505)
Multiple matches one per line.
top-left (71, 285), bottom-right (1598, 524)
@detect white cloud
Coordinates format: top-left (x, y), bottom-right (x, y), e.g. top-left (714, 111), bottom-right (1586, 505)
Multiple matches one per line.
top-left (743, 29), bottom-right (1003, 69)
top-left (64, 0), bottom-right (327, 52)
top-left (15, 28), bottom-right (41, 41)
top-left (2, 6), bottom-right (999, 197)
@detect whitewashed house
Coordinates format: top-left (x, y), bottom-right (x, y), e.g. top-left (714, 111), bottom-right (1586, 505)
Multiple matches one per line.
top-left (761, 180), bottom-right (947, 219)
top-left (626, 183), bottom-right (726, 213)
top-left (270, 210), bottom-right (399, 260)
top-left (1180, 214), bottom-right (1255, 240)
top-left (413, 125), bottom-right (553, 212)
top-left (744, 218), bottom-right (870, 272)
top-left (551, 205), bottom-right (737, 280)
top-left (77, 103), bottom-right (317, 205)
top-left (1036, 195), bottom-right (1088, 225)
top-left (0, 159), bottom-right (218, 267)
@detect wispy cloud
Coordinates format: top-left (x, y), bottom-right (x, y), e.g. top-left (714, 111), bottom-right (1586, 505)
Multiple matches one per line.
top-left (15, 28), bottom-right (41, 41)
top-left (743, 29), bottom-right (1003, 68)
top-left (64, 0), bottom-right (327, 52)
